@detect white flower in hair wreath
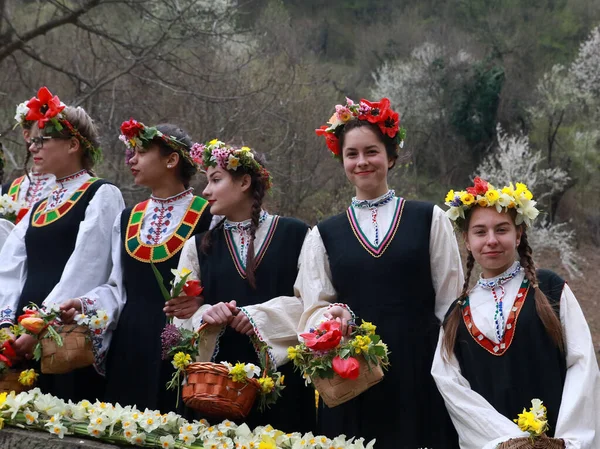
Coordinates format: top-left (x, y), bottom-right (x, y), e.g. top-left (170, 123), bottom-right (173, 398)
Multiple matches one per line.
top-left (14, 102), bottom-right (29, 124)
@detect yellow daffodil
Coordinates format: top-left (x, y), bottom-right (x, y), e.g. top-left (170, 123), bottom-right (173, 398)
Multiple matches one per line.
top-left (258, 435), bottom-right (277, 449)
top-left (445, 190), bottom-right (455, 203)
top-left (477, 196), bottom-right (488, 207)
top-left (485, 189), bottom-right (499, 204)
top-left (209, 138), bottom-right (219, 145)
top-left (459, 192), bottom-right (475, 205)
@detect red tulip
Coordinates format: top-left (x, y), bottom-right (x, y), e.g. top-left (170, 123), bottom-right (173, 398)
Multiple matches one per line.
top-left (466, 177), bottom-right (489, 196)
top-left (332, 356), bottom-right (360, 380)
top-left (300, 320), bottom-right (342, 352)
top-left (25, 87), bottom-right (65, 128)
top-left (1, 341), bottom-right (16, 361)
top-left (183, 280), bottom-right (203, 297)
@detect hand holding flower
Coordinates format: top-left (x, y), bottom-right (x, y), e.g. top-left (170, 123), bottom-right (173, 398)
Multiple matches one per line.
top-left (13, 334), bottom-right (37, 359)
top-left (59, 299), bottom-right (82, 324)
top-left (164, 294), bottom-right (205, 319)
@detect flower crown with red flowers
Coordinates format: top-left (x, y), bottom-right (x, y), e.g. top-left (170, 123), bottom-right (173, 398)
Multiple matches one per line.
top-left (196, 139), bottom-right (273, 191)
top-left (444, 176), bottom-right (540, 227)
top-left (119, 118), bottom-right (200, 169)
top-left (25, 87), bottom-right (102, 165)
top-left (315, 97), bottom-right (407, 158)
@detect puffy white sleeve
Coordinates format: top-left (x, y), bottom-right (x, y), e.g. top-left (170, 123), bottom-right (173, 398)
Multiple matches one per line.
top-left (0, 209), bottom-right (32, 326)
top-left (68, 213), bottom-right (127, 374)
top-left (42, 184), bottom-right (125, 309)
top-left (430, 205), bottom-right (464, 322)
top-left (296, 226), bottom-right (345, 334)
top-left (0, 219), bottom-right (14, 253)
top-left (553, 284), bottom-right (600, 449)
top-left (431, 328), bottom-right (529, 449)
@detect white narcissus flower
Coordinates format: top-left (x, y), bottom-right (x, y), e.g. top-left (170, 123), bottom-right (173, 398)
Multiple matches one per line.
top-left (23, 408), bottom-right (39, 424)
top-left (445, 206), bottom-right (464, 222)
top-left (178, 431), bottom-right (196, 445)
top-left (14, 102), bottom-right (29, 123)
top-left (159, 434), bottom-right (176, 448)
top-left (133, 431), bottom-right (147, 445)
top-left (244, 363), bottom-right (260, 378)
top-left (531, 398), bottom-right (546, 419)
top-left (74, 313), bottom-right (90, 326)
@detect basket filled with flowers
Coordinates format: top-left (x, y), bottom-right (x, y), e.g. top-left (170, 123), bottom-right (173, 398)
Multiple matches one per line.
top-left (498, 399), bottom-right (564, 449)
top-left (0, 328), bottom-right (38, 393)
top-left (288, 319), bottom-right (389, 408)
top-left (18, 303), bottom-right (108, 374)
top-left (162, 322), bottom-right (284, 420)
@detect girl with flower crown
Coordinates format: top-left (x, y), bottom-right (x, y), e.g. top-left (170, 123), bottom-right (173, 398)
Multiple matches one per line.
top-left (0, 87), bottom-right (125, 402)
top-left (297, 97), bottom-right (463, 449)
top-left (59, 119), bottom-right (213, 413)
top-left (174, 140), bottom-right (316, 432)
top-left (431, 178), bottom-right (600, 449)
top-left (0, 99), bottom-right (56, 221)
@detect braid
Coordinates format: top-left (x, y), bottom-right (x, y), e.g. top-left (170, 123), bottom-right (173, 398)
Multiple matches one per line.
top-left (201, 217), bottom-right (226, 254)
top-left (245, 178), bottom-right (266, 290)
top-left (442, 251), bottom-right (475, 359)
top-left (23, 144), bottom-right (32, 181)
top-left (518, 231), bottom-right (564, 352)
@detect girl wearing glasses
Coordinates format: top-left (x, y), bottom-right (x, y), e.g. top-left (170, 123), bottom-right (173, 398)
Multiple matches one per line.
top-left (0, 87), bottom-right (125, 402)
top-left (1, 100), bottom-right (56, 219)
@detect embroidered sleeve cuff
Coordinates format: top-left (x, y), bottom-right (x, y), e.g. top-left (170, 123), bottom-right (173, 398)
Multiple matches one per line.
top-left (238, 306), bottom-right (277, 371)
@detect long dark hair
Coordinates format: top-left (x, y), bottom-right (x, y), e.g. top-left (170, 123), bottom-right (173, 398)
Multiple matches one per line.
top-left (153, 124), bottom-right (197, 189)
top-left (200, 151), bottom-right (268, 289)
top-left (442, 208), bottom-right (564, 357)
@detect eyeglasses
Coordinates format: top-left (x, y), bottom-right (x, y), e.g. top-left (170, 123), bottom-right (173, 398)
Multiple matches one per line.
top-left (30, 136), bottom-right (53, 149)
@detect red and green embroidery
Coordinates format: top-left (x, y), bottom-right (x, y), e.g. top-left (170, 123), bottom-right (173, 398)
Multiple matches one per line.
top-left (346, 198), bottom-right (404, 258)
top-left (125, 196), bottom-right (208, 263)
top-left (32, 178), bottom-right (100, 227)
top-left (7, 176), bottom-right (25, 202)
top-left (224, 216), bottom-right (279, 279)
top-left (461, 279), bottom-right (530, 356)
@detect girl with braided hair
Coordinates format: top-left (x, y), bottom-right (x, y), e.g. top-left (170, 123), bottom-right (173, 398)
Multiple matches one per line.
top-left (59, 119), bottom-right (213, 412)
top-left (432, 177), bottom-right (600, 449)
top-left (174, 140), bottom-right (316, 432)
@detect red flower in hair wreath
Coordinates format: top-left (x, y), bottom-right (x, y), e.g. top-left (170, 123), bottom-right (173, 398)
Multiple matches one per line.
top-left (25, 87), bottom-right (65, 129)
top-left (24, 87), bottom-right (102, 165)
top-left (315, 97), bottom-right (407, 157)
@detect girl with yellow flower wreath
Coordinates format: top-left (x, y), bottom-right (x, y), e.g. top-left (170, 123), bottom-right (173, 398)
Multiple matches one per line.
top-left (432, 177), bottom-right (600, 449)
top-left (174, 140), bottom-right (316, 432)
top-left (58, 119), bottom-right (213, 413)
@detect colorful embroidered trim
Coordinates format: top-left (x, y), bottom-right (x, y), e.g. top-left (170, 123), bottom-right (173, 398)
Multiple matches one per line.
top-left (224, 215), bottom-right (279, 279)
top-left (31, 178), bottom-right (100, 227)
top-left (461, 279), bottom-right (530, 356)
top-left (7, 176), bottom-right (25, 202)
top-left (346, 197), bottom-right (404, 258)
top-left (238, 306), bottom-right (278, 370)
top-left (125, 196), bottom-right (208, 263)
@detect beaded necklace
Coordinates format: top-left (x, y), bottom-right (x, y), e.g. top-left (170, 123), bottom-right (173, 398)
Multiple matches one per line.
top-left (476, 262), bottom-right (522, 342)
top-left (351, 190), bottom-right (395, 246)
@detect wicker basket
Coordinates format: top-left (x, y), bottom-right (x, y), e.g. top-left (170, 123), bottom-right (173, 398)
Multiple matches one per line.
top-left (40, 325), bottom-right (94, 374)
top-left (312, 356), bottom-right (384, 408)
top-left (0, 371), bottom-right (30, 394)
top-left (181, 323), bottom-right (265, 420)
top-left (497, 435), bottom-right (565, 449)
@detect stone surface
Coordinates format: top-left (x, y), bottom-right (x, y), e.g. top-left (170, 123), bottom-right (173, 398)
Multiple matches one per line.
top-left (0, 427), bottom-right (122, 448)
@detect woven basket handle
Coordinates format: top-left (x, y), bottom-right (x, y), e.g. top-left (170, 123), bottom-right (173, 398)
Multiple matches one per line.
top-left (194, 321), bottom-right (271, 376)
